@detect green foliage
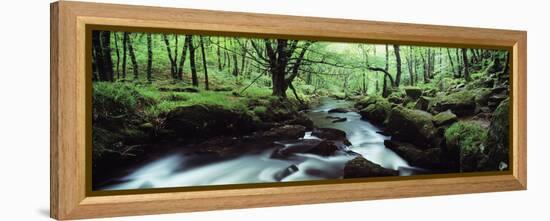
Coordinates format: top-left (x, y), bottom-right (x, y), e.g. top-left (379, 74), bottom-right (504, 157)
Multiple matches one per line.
top-left (445, 122), bottom-right (488, 153)
top-left (238, 86), bottom-right (273, 99)
top-left (253, 106), bottom-right (268, 115)
top-left (93, 82), bottom-right (157, 117)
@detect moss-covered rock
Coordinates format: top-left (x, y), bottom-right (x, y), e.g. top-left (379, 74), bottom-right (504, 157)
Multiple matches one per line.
top-left (163, 104), bottom-right (258, 140)
top-left (384, 140), bottom-right (457, 172)
top-left (328, 107), bottom-right (352, 113)
top-left (355, 96), bottom-right (384, 110)
top-left (474, 88), bottom-right (492, 106)
top-left (429, 90), bottom-right (477, 117)
top-left (262, 125), bottom-right (307, 140)
top-left (387, 92), bottom-right (405, 104)
top-left (484, 98), bottom-right (510, 171)
top-left (386, 106), bottom-right (437, 148)
top-left (414, 96), bottom-right (432, 111)
top-left (404, 87), bottom-right (423, 99)
top-left (343, 156), bottom-right (398, 178)
top-left (433, 110), bottom-right (458, 126)
top-left (437, 77), bottom-right (465, 92)
top-left (355, 96), bottom-right (391, 126)
top-left (444, 121), bottom-right (488, 172)
top-left (250, 98), bottom-right (313, 130)
top-left (307, 140), bottom-right (341, 156)
top-left (311, 127), bottom-right (352, 146)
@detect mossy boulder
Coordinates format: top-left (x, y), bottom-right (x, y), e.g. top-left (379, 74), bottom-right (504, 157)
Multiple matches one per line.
top-left (437, 77), bottom-right (464, 92)
top-left (355, 96), bottom-right (384, 110)
top-left (404, 87), bottom-right (423, 99)
top-left (307, 140), bottom-right (341, 156)
top-left (355, 96), bottom-right (391, 126)
top-left (262, 125), bottom-right (307, 140)
top-left (429, 90), bottom-right (477, 117)
top-left (433, 110), bottom-right (458, 126)
top-left (444, 121), bottom-right (488, 172)
top-left (311, 128), bottom-right (352, 146)
top-left (343, 156), bottom-right (399, 178)
top-left (331, 92), bottom-right (347, 100)
top-left (328, 107), bottom-right (352, 113)
top-left (484, 98), bottom-right (510, 171)
top-left (474, 88), bottom-right (493, 106)
top-left (414, 96), bottom-right (432, 111)
top-left (386, 106), bottom-right (437, 148)
top-left (250, 98), bottom-right (313, 130)
top-left (387, 92), bottom-right (405, 104)
top-left (384, 140), bottom-right (457, 171)
top-left (163, 104), bottom-right (257, 139)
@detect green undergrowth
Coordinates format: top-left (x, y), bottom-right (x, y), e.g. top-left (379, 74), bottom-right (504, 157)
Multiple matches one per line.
top-left (93, 78), bottom-right (313, 121)
top-left (445, 121), bottom-right (488, 153)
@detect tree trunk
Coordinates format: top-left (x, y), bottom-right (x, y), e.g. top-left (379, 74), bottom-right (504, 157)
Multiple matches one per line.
top-left (362, 72), bottom-right (366, 94)
top-left (177, 35), bottom-right (189, 80)
top-left (99, 31), bottom-right (114, 81)
top-left (455, 48), bottom-right (462, 78)
top-left (199, 36), bottom-right (209, 90)
top-left (503, 51), bottom-right (510, 75)
top-left (113, 32), bottom-right (121, 79)
top-left (91, 31), bottom-right (104, 81)
top-left (393, 45), bottom-right (402, 86)
top-left (122, 32), bottom-right (128, 80)
top-left (187, 35), bottom-right (199, 87)
top-left (127, 33), bottom-right (139, 80)
top-left (232, 52), bottom-right (239, 77)
top-left (367, 67), bottom-right (394, 97)
top-left (240, 40), bottom-right (248, 79)
top-left (406, 47), bottom-right (414, 86)
top-left (421, 50), bottom-right (429, 83)
top-left (447, 48), bottom-right (456, 77)
top-left (163, 35), bottom-right (177, 80)
top-left (217, 38), bottom-right (222, 71)
top-left (146, 33), bottom-right (153, 83)
top-left (462, 48), bottom-right (472, 81)
top-left (385, 44), bottom-right (389, 72)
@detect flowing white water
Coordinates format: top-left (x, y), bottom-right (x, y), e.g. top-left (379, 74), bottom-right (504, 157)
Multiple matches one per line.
top-left (100, 97), bottom-right (416, 190)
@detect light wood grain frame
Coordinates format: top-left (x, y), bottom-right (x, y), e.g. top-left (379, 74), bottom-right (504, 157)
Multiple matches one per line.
top-left (50, 1), bottom-right (527, 220)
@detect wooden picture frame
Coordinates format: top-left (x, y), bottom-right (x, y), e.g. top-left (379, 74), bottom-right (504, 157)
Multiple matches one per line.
top-left (50, 1), bottom-right (527, 220)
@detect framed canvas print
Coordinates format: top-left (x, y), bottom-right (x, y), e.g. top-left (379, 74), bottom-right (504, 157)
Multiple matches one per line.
top-left (50, 1), bottom-right (527, 220)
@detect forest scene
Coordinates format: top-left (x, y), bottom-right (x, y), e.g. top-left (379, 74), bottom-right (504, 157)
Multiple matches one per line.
top-left (91, 29), bottom-right (511, 191)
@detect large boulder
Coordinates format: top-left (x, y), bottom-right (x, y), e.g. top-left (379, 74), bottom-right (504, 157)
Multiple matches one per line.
top-left (307, 140), bottom-right (341, 156)
top-left (355, 96), bottom-right (386, 110)
top-left (429, 90), bottom-right (477, 117)
top-left (328, 107), bottom-right (352, 113)
top-left (433, 110), bottom-right (458, 126)
top-left (274, 164), bottom-right (300, 181)
top-left (484, 98), bottom-right (510, 171)
top-left (311, 128), bottom-right (352, 146)
top-left (404, 87), bottom-right (423, 99)
top-left (444, 121), bottom-right (489, 172)
top-left (386, 106), bottom-right (437, 148)
top-left (356, 96), bottom-right (391, 126)
top-left (387, 92), bottom-right (405, 104)
top-left (252, 98), bottom-right (313, 130)
top-left (474, 88), bottom-right (492, 106)
top-left (262, 125), bottom-right (307, 140)
top-left (384, 140), bottom-right (458, 172)
top-left (163, 105), bottom-right (257, 139)
top-left (414, 96), bottom-right (432, 111)
top-left (271, 139), bottom-right (323, 159)
top-left (343, 156), bottom-right (398, 178)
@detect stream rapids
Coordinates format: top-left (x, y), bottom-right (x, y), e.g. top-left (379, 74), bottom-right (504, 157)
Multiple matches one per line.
top-left (99, 97), bottom-right (421, 190)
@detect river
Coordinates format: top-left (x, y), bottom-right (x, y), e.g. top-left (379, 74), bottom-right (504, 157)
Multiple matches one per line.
top-left (99, 97), bottom-right (418, 191)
